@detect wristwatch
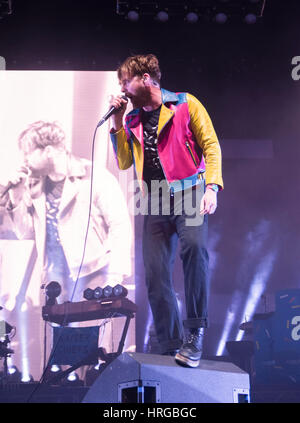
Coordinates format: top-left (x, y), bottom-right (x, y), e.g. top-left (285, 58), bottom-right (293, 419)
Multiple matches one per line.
top-left (207, 184), bottom-right (219, 193)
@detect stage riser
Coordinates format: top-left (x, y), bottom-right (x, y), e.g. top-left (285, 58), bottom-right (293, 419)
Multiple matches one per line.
top-left (82, 352), bottom-right (250, 403)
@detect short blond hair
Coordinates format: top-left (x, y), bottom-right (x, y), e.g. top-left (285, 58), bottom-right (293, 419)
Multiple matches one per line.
top-left (18, 121), bottom-right (66, 153)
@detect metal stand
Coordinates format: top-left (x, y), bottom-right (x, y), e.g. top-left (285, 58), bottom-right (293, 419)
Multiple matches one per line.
top-left (44, 312), bottom-right (134, 385)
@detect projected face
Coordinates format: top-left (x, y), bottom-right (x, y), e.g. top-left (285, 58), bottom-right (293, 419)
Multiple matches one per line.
top-left (23, 146), bottom-right (54, 177)
top-left (18, 121), bottom-right (67, 178)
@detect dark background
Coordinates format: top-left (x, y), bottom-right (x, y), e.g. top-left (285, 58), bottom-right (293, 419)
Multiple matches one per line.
top-left (1, 0), bottom-right (300, 357)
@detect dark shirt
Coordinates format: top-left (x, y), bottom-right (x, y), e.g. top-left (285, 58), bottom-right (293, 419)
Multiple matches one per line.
top-left (142, 105), bottom-right (165, 189)
top-left (45, 176), bottom-right (71, 283)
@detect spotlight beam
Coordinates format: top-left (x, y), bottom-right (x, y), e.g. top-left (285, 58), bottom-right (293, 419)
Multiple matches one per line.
top-left (216, 220), bottom-right (274, 356)
top-left (235, 249), bottom-right (277, 342)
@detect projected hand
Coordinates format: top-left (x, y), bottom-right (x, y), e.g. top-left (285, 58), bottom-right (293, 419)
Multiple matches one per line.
top-left (0, 167), bottom-right (28, 208)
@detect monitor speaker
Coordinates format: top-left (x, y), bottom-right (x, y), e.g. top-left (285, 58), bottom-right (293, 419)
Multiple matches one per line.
top-left (82, 352), bottom-right (250, 403)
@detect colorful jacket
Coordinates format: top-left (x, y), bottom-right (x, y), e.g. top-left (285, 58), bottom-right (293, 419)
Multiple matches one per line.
top-left (110, 88), bottom-right (223, 192)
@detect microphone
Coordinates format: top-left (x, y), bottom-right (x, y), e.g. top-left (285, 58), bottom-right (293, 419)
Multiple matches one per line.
top-left (97, 95), bottom-right (128, 128)
top-left (0, 166), bottom-right (29, 199)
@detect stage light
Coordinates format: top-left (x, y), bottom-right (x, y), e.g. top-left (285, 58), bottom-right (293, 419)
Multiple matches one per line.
top-left (244, 13), bottom-right (257, 24)
top-left (103, 285), bottom-right (113, 298)
top-left (50, 364), bottom-right (61, 373)
top-left (117, 1), bottom-right (265, 24)
top-left (83, 287), bottom-right (94, 300)
top-left (185, 12), bottom-right (198, 24)
top-left (83, 285), bottom-right (128, 300)
top-left (127, 10), bottom-right (139, 22)
top-left (156, 10), bottom-right (169, 23)
top-left (63, 372), bottom-right (84, 386)
top-left (215, 12), bottom-right (228, 24)
top-left (21, 374), bottom-right (34, 383)
top-left (67, 373), bottom-right (77, 382)
top-left (116, 1), bottom-right (265, 24)
top-left (112, 284), bottom-right (128, 298)
top-left (8, 365), bottom-right (18, 375)
top-left (6, 365), bottom-right (21, 382)
top-left (45, 281), bottom-right (62, 305)
top-left (42, 364), bottom-right (62, 384)
top-left (94, 286), bottom-right (103, 299)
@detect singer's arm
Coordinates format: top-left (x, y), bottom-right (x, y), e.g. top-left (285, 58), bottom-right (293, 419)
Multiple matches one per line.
top-left (0, 181), bottom-right (34, 240)
top-left (109, 95), bottom-right (133, 170)
top-left (110, 126), bottom-right (134, 170)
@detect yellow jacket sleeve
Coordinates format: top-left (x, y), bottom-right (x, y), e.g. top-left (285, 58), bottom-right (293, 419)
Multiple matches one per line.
top-left (110, 127), bottom-right (134, 170)
top-left (187, 93), bottom-right (224, 189)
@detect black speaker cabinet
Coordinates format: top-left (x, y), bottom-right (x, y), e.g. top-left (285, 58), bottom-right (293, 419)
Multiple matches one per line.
top-left (82, 352), bottom-right (250, 403)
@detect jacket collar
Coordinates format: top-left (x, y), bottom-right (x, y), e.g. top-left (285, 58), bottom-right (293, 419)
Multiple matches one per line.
top-left (161, 88), bottom-right (179, 104)
top-left (125, 89), bottom-right (177, 142)
top-left (126, 88), bottom-right (179, 119)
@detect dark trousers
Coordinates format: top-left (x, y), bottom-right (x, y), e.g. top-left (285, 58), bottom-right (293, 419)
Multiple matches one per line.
top-left (142, 182), bottom-right (209, 354)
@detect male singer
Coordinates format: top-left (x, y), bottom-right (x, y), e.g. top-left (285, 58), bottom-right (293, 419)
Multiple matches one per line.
top-left (109, 54), bottom-right (223, 368)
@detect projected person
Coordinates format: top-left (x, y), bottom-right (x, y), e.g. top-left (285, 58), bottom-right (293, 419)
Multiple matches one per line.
top-left (0, 121), bottom-right (132, 302)
top-left (109, 54), bottom-right (223, 368)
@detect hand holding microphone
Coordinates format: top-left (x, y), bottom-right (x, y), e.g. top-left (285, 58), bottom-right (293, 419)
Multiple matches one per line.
top-left (97, 95), bottom-right (128, 130)
top-left (0, 166), bottom-right (29, 206)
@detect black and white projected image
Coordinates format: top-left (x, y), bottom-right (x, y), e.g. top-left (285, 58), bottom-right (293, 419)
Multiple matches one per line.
top-left (0, 71), bottom-right (135, 382)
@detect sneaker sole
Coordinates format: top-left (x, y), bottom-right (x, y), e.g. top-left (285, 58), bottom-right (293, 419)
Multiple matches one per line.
top-left (174, 352), bottom-right (200, 368)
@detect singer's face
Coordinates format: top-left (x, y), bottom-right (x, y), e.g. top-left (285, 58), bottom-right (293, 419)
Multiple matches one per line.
top-left (119, 74), bottom-right (148, 108)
